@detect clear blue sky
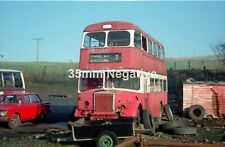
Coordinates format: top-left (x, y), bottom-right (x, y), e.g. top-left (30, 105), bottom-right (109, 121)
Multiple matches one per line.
top-left (0, 1), bottom-right (225, 62)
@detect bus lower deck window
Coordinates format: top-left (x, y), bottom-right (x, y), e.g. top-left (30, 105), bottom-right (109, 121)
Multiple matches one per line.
top-left (80, 78), bottom-right (103, 92)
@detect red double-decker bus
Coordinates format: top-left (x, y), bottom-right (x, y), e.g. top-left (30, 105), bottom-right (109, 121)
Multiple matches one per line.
top-left (74, 21), bottom-right (170, 133)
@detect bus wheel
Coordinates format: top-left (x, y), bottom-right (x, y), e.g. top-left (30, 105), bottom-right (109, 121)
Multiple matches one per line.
top-left (135, 108), bottom-right (142, 128)
top-left (155, 104), bottom-right (163, 127)
top-left (96, 131), bottom-right (118, 147)
top-left (164, 104), bottom-right (174, 121)
top-left (142, 109), bottom-right (155, 135)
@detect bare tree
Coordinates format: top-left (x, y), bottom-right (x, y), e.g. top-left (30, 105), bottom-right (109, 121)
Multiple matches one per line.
top-left (211, 41), bottom-right (225, 65)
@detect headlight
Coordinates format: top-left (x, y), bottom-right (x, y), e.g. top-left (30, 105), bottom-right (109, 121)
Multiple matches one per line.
top-left (0, 111), bottom-right (8, 117)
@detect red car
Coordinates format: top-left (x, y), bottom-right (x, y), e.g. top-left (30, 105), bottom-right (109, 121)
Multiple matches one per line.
top-left (0, 93), bottom-right (50, 129)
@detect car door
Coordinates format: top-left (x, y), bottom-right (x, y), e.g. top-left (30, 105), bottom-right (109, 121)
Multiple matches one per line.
top-left (21, 95), bottom-right (35, 121)
top-left (30, 94), bottom-right (42, 119)
top-left (35, 95), bottom-right (43, 116)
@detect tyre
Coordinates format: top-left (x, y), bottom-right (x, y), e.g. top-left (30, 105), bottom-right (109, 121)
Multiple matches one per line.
top-left (142, 109), bottom-right (155, 135)
top-left (135, 108), bottom-right (142, 127)
top-left (188, 105), bottom-right (205, 121)
top-left (160, 121), bottom-right (185, 131)
top-left (96, 130), bottom-right (118, 147)
top-left (8, 114), bottom-right (21, 129)
top-left (164, 104), bottom-right (174, 121)
top-left (155, 105), bottom-right (163, 127)
top-left (171, 127), bottom-right (197, 135)
top-left (70, 106), bottom-right (78, 121)
top-left (37, 111), bottom-right (46, 122)
top-left (206, 115), bottom-right (214, 120)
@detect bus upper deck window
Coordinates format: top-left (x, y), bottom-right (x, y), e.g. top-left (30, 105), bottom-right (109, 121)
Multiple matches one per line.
top-left (156, 45), bottom-right (160, 58)
top-left (148, 41), bottom-right (153, 55)
top-left (162, 48), bottom-right (165, 59)
top-left (142, 36), bottom-right (147, 51)
top-left (0, 74), bottom-right (3, 87)
top-left (3, 73), bottom-right (14, 87)
top-left (158, 47), bottom-right (162, 59)
top-left (14, 73), bottom-right (23, 88)
top-left (84, 32), bottom-right (106, 48)
top-left (108, 31), bottom-right (130, 46)
top-left (153, 43), bottom-right (157, 56)
top-left (134, 32), bottom-right (141, 48)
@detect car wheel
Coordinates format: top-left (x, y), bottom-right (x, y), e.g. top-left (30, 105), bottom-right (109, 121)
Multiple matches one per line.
top-left (96, 130), bottom-right (118, 147)
top-left (8, 114), bottom-right (21, 129)
top-left (142, 109), bottom-right (155, 135)
top-left (37, 111), bottom-right (46, 122)
top-left (164, 104), bottom-right (174, 121)
top-left (188, 105), bottom-right (205, 121)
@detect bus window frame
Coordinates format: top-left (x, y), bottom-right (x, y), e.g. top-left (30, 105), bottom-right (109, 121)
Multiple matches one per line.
top-left (163, 79), bottom-right (167, 92)
top-left (141, 35), bottom-right (147, 52)
top-left (160, 79), bottom-right (163, 92)
top-left (82, 30), bottom-right (134, 49)
top-left (113, 77), bottom-right (141, 91)
top-left (155, 44), bottom-right (159, 58)
top-left (134, 32), bottom-right (142, 49)
top-left (2, 73), bottom-right (14, 88)
top-left (162, 47), bottom-right (165, 59)
top-left (81, 29), bottom-right (165, 62)
top-left (79, 77), bottom-right (104, 92)
top-left (158, 46), bottom-right (162, 59)
top-left (77, 70), bottom-right (143, 93)
top-left (0, 71), bottom-right (25, 90)
top-left (147, 40), bottom-right (153, 55)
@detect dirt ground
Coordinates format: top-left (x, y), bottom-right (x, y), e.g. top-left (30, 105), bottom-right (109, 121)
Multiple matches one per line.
top-left (0, 96), bottom-right (225, 147)
top-left (145, 117), bottom-right (225, 145)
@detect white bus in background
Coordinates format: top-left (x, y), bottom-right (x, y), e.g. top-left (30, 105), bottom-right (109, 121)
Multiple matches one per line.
top-left (0, 69), bottom-right (25, 94)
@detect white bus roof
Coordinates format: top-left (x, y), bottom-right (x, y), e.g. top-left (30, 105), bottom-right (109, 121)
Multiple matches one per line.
top-left (0, 69), bottom-right (22, 73)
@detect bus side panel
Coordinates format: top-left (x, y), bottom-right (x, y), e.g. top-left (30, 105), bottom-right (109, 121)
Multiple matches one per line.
top-left (80, 48), bottom-right (167, 76)
top-left (147, 92), bottom-right (167, 117)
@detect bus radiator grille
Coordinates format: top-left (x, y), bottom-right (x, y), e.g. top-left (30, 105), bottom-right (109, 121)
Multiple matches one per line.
top-left (94, 93), bottom-right (114, 113)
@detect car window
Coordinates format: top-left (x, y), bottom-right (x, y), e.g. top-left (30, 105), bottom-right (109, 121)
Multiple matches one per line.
top-left (30, 95), bottom-right (41, 103)
top-left (0, 95), bottom-right (21, 104)
top-left (17, 95), bottom-right (22, 104)
top-left (24, 96), bottom-right (30, 104)
top-left (0, 95), bottom-right (4, 102)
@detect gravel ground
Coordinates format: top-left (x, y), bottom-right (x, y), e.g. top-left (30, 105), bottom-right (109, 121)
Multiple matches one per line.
top-left (1, 97), bottom-right (225, 147)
